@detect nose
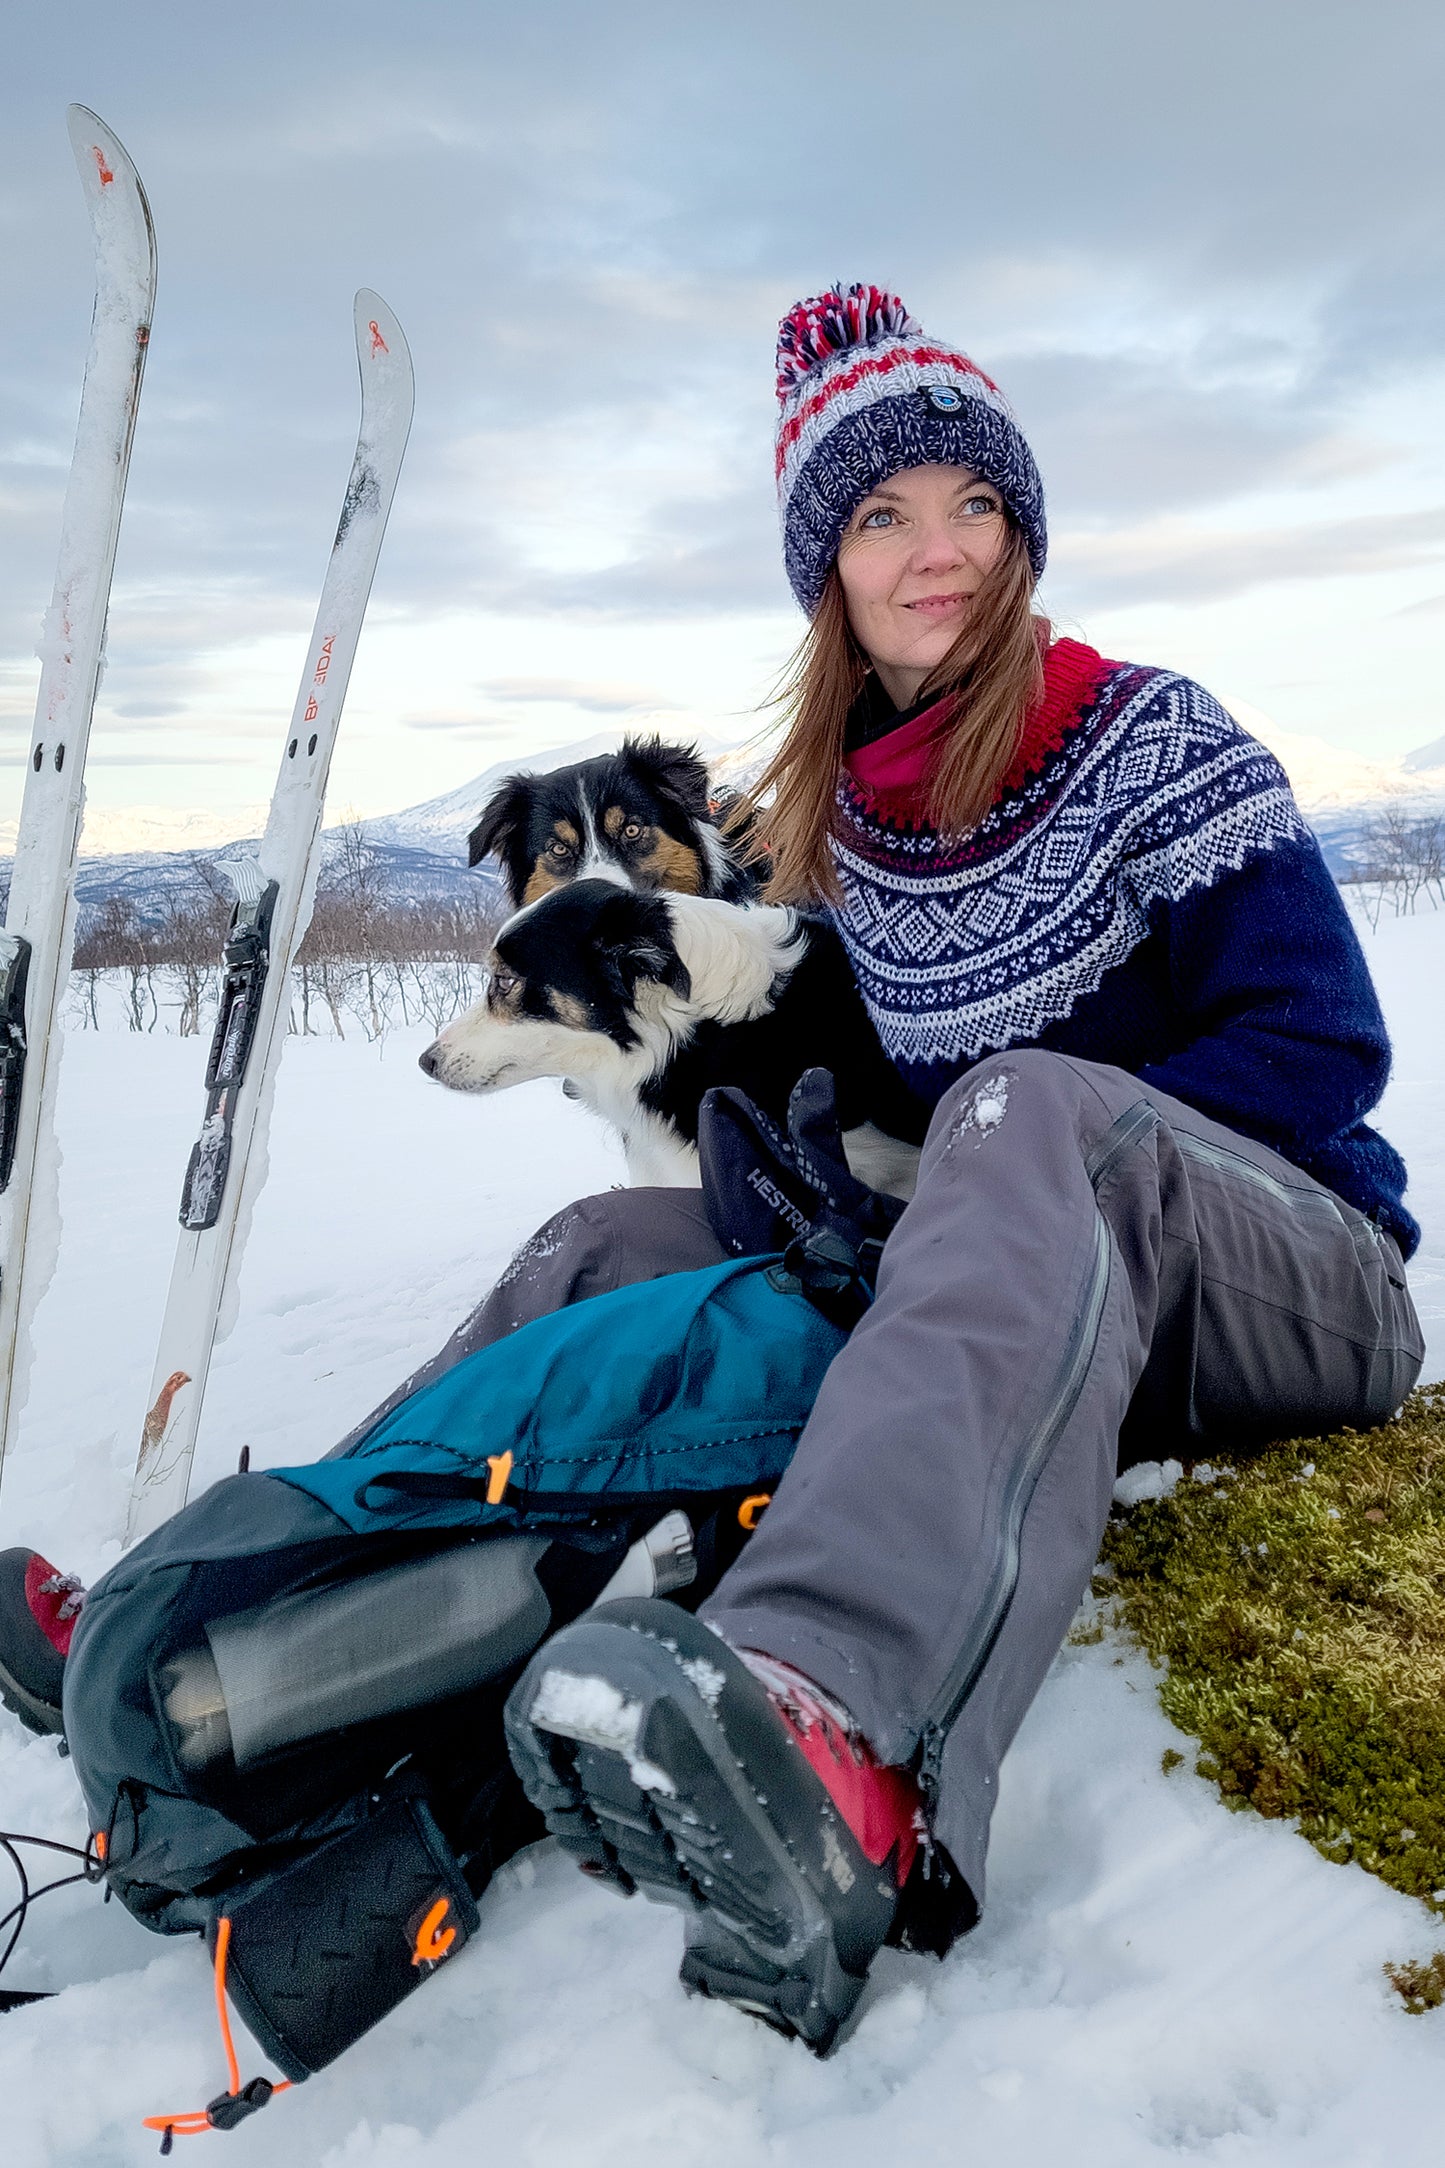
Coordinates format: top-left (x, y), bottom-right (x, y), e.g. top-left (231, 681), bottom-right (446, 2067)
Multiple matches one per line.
top-left (908, 516), bottom-right (967, 573)
top-left (418, 1043), bottom-right (440, 1077)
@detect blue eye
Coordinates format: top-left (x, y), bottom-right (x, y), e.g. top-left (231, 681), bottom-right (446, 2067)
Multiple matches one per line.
top-left (859, 507), bottom-right (895, 529)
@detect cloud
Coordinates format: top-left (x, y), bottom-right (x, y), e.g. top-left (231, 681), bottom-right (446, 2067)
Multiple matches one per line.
top-left (401, 714), bottom-right (519, 734)
top-left (4, 0), bottom-right (1444, 808)
top-left (1047, 505), bottom-right (1445, 611)
top-left (1007, 351), bottom-right (1404, 525)
top-left (82, 750), bottom-right (257, 767)
top-left (475, 677), bottom-right (684, 713)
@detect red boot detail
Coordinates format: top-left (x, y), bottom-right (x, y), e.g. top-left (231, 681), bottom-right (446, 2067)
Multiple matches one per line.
top-left (23, 1553), bottom-right (86, 1659)
top-left (739, 1651), bottom-right (922, 1886)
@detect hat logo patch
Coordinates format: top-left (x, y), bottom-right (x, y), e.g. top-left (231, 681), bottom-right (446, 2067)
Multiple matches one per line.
top-left (925, 384), bottom-right (965, 414)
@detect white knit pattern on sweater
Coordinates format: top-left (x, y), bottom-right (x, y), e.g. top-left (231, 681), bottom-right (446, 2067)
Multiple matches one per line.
top-left (829, 669), bottom-right (1310, 1071)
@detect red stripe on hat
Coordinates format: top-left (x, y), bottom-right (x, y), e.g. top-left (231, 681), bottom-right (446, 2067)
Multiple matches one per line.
top-left (775, 343), bottom-right (1001, 478)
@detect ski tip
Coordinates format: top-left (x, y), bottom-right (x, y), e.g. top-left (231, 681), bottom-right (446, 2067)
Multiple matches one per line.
top-left (353, 291), bottom-right (413, 380)
top-left (65, 105), bottom-right (133, 185)
top-left (64, 106), bottom-right (155, 258)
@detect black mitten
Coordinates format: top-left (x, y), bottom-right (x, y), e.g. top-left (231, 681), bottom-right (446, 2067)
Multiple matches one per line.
top-left (697, 1068), bottom-right (907, 1327)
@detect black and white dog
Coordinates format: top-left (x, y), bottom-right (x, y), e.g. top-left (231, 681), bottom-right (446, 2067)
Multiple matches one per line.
top-left (419, 878), bottom-right (926, 1196)
top-left (469, 735), bottom-right (760, 910)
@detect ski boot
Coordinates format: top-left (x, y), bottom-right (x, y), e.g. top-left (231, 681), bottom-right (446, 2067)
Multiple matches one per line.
top-left (504, 1597), bottom-right (923, 2053)
top-left (0, 1549), bottom-right (83, 1736)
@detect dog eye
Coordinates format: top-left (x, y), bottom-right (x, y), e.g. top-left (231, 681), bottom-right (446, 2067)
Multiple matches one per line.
top-left (547, 839), bottom-right (573, 859)
top-left (490, 969), bottom-right (518, 998)
top-left (621, 820), bottom-right (644, 841)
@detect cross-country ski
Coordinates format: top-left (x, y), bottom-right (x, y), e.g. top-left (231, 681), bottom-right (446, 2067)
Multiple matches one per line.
top-left (0, 107), bottom-right (155, 1506)
top-left (124, 291), bottom-right (413, 1542)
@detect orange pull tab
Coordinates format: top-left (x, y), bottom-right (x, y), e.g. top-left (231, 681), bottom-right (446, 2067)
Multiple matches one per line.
top-left (738, 1493), bottom-right (772, 1532)
top-left (411, 1896), bottom-right (457, 1967)
top-left (485, 1451), bottom-right (513, 1505)
top-left (141, 1914), bottom-right (292, 2144)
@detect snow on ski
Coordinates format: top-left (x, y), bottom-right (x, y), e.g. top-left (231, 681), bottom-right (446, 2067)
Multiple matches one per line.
top-left (0, 108), bottom-right (156, 1507)
top-left (126, 291), bottom-right (413, 1543)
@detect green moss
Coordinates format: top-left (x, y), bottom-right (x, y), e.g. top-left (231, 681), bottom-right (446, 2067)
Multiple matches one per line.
top-left (1101, 1383), bottom-right (1445, 1912)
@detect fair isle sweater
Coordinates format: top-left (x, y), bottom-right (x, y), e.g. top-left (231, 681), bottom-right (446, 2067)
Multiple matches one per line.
top-left (829, 638), bottom-right (1418, 1256)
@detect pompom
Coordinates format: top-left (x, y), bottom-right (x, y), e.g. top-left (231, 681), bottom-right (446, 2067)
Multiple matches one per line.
top-left (775, 283), bottom-right (921, 402)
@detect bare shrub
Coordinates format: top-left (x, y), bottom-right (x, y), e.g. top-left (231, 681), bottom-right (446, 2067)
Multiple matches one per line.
top-left (1344, 806), bottom-right (1445, 925)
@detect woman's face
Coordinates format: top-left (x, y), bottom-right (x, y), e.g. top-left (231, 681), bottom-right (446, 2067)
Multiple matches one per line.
top-left (835, 463), bottom-right (1009, 707)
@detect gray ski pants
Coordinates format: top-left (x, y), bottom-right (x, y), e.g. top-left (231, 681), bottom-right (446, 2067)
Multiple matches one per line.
top-left (340, 1052), bottom-right (1424, 1906)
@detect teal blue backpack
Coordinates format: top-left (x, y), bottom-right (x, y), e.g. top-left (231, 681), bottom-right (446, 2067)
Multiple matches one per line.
top-left (277, 1249), bottom-right (848, 1537)
top-left (59, 1076), bottom-right (905, 2110)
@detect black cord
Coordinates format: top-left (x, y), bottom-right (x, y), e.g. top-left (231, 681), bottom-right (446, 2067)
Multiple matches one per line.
top-left (0, 1830), bottom-right (91, 1989)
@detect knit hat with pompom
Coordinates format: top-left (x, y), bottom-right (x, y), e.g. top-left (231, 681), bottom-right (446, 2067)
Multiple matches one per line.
top-left (774, 282), bottom-right (1046, 616)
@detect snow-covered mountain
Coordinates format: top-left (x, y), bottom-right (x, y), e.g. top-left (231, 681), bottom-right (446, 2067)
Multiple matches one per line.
top-left (1404, 730), bottom-right (1445, 774)
top-left (2, 713), bottom-right (1440, 917)
top-left (361, 726), bottom-right (743, 859)
top-left (16, 728), bottom-right (746, 921)
top-left (0, 804), bottom-right (274, 860)
top-left (1222, 703), bottom-right (1445, 874)
top-left (1226, 700), bottom-right (1445, 811)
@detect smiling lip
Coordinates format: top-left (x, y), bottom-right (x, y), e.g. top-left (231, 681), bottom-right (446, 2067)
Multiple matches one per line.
top-left (903, 592), bottom-right (969, 616)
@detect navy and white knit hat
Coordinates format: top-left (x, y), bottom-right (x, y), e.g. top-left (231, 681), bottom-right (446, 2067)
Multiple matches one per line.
top-left (774, 282), bottom-right (1047, 616)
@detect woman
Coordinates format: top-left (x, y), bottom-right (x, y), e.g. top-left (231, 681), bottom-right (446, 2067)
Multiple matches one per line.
top-left (1, 285), bottom-right (1424, 2054)
top-left (498, 283), bottom-right (1424, 2048)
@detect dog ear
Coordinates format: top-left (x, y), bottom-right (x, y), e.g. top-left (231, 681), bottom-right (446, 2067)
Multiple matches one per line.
top-left (619, 735), bottom-right (711, 821)
top-left (468, 775), bottom-right (533, 870)
top-left (597, 889), bottom-right (692, 1001)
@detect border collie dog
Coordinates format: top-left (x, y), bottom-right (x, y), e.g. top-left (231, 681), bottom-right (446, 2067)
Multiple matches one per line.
top-left (469, 735), bottom-right (760, 911)
top-left (419, 878), bottom-right (926, 1197)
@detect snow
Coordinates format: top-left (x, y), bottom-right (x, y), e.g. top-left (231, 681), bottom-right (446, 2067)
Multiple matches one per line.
top-left (679, 1656), bottom-right (727, 1710)
top-left (1112, 1457), bottom-right (1184, 1507)
top-left (0, 909), bottom-right (1442, 2165)
top-left (486, 1667), bottom-right (679, 1794)
top-left (527, 1669), bottom-right (645, 1757)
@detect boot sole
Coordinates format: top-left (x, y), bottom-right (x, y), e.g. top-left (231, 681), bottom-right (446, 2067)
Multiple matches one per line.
top-left (0, 1654), bottom-right (64, 1738)
top-left (504, 1602), bottom-right (886, 2054)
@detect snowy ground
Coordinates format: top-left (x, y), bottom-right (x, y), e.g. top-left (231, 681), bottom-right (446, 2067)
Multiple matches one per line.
top-left (0, 906), bottom-right (1441, 2167)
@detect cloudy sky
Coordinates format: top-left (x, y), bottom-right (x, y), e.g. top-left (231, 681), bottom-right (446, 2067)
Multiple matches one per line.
top-left (3, 0), bottom-right (1444, 840)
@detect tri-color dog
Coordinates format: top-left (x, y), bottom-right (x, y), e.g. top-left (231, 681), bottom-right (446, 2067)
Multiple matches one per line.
top-left (419, 878), bottom-right (924, 1196)
top-left (468, 736), bottom-right (759, 910)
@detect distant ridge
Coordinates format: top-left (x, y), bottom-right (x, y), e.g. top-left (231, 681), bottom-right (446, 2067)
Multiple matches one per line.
top-left (1223, 703), bottom-right (1445, 874)
top-left (1404, 730), bottom-right (1445, 774)
top-left (2, 727), bottom-right (746, 923)
top-left (3, 713), bottom-right (1440, 916)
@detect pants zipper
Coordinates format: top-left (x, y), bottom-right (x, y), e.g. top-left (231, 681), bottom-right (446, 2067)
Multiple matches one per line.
top-left (1083, 1099), bottom-right (1158, 1187)
top-left (1172, 1129), bottom-right (1348, 1224)
top-left (918, 1206), bottom-right (1112, 1799)
top-left (917, 1103), bottom-right (1397, 1799)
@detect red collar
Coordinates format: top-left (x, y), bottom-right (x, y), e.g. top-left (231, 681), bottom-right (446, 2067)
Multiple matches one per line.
top-left (844, 638), bottom-right (1116, 815)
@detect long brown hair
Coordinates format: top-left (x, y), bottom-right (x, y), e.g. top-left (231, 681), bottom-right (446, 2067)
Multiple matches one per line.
top-left (733, 519), bottom-right (1046, 905)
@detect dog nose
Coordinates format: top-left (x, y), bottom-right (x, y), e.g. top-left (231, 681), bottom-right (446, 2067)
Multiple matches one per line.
top-left (418, 1043), bottom-right (439, 1077)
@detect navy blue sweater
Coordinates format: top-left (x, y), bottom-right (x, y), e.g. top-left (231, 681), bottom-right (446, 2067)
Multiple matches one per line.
top-left (830, 640), bottom-right (1418, 1256)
